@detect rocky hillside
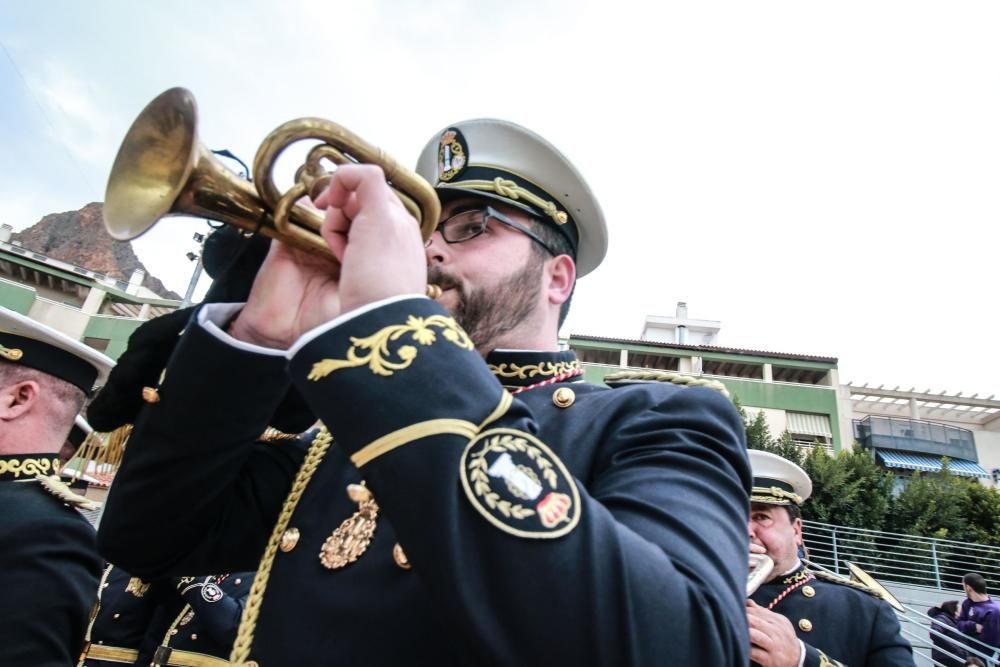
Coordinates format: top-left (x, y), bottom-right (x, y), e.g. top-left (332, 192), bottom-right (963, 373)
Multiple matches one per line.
top-left (11, 202), bottom-right (180, 299)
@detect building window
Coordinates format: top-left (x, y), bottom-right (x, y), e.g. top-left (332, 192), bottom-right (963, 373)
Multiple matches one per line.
top-left (83, 337), bottom-right (110, 353)
top-left (786, 412), bottom-right (833, 452)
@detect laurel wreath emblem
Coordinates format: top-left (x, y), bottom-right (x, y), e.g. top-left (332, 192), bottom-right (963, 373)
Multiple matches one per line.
top-left (467, 434), bottom-right (560, 521)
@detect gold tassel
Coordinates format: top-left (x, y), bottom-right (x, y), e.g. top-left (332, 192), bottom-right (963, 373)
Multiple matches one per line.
top-left (62, 424), bottom-right (133, 487)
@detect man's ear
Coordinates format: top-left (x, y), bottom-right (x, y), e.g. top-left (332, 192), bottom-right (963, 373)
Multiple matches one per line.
top-left (545, 255), bottom-right (576, 308)
top-left (792, 517), bottom-right (804, 545)
top-left (0, 380), bottom-right (40, 421)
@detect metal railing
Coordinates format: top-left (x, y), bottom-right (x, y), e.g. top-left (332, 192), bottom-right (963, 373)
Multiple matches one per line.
top-left (804, 520), bottom-right (1000, 591)
top-left (804, 520), bottom-right (1000, 666)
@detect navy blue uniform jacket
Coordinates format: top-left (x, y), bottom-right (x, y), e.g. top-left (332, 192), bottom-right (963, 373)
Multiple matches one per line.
top-left (0, 463), bottom-right (102, 667)
top-left (99, 297), bottom-right (751, 665)
top-left (750, 566), bottom-right (914, 667)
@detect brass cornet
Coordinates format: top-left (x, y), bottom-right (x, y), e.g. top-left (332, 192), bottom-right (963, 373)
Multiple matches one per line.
top-left (104, 87), bottom-right (441, 294)
top-left (748, 552), bottom-right (775, 596)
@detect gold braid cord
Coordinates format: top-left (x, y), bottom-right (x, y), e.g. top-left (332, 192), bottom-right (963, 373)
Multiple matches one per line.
top-left (602, 370), bottom-right (731, 398)
top-left (449, 178), bottom-right (569, 225)
top-left (229, 427), bottom-right (333, 664)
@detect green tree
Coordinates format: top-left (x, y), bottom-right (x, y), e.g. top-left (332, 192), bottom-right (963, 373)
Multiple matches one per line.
top-left (738, 402), bottom-right (773, 452)
top-left (885, 463), bottom-right (969, 540)
top-left (800, 446), bottom-right (893, 531)
top-left (959, 477), bottom-right (1000, 547)
top-left (737, 402), bottom-right (804, 466)
top-left (770, 432), bottom-right (805, 467)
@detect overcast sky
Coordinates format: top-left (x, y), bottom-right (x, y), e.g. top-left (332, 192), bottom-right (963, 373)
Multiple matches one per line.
top-left (1, 1), bottom-right (998, 395)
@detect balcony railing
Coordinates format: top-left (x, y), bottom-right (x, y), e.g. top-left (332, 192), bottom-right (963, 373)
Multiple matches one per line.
top-left (854, 415), bottom-right (978, 461)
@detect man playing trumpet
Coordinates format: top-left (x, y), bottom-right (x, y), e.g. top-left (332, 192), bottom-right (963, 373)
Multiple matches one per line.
top-left (98, 118), bottom-right (752, 664)
top-left (747, 450), bottom-right (914, 666)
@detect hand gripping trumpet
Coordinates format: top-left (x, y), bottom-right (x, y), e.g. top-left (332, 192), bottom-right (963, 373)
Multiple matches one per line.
top-left (103, 87), bottom-right (442, 298)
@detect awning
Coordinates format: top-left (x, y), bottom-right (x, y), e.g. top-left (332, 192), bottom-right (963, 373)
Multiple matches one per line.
top-left (786, 412), bottom-right (833, 438)
top-left (875, 450), bottom-right (991, 478)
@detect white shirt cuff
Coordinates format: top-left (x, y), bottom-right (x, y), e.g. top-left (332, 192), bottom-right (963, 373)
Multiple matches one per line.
top-left (197, 295), bottom-right (430, 359)
top-left (197, 303), bottom-right (287, 357)
top-left (797, 640), bottom-right (806, 667)
top-left (286, 294), bottom-right (426, 358)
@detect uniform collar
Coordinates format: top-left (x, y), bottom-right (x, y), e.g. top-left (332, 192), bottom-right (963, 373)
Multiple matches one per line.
top-left (777, 561), bottom-right (810, 585)
top-left (485, 349), bottom-right (582, 391)
top-left (0, 453), bottom-right (61, 481)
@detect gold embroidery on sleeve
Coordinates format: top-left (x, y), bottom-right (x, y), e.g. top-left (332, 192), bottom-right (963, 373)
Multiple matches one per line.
top-left (308, 315), bottom-right (473, 380)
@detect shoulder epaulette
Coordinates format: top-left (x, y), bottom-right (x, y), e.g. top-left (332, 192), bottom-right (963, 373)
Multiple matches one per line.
top-left (811, 569), bottom-right (880, 597)
top-left (602, 370), bottom-right (730, 398)
top-left (35, 474), bottom-right (102, 511)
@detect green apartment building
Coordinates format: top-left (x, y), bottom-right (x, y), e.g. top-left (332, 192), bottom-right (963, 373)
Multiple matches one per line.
top-left (567, 303), bottom-right (844, 450)
top-left (0, 226), bottom-right (180, 359)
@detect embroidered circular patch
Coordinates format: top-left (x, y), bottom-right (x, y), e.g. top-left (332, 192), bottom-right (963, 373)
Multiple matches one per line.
top-left (460, 428), bottom-right (581, 539)
top-left (201, 583), bottom-right (224, 603)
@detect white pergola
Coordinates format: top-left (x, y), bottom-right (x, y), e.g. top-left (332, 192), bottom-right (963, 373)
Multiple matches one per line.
top-left (846, 383), bottom-right (1000, 427)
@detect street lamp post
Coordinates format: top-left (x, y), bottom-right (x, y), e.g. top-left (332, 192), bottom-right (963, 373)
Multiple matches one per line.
top-left (180, 244), bottom-right (204, 308)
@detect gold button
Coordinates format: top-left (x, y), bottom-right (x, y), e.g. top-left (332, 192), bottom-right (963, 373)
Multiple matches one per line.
top-left (234, 578), bottom-right (242, 585)
top-left (393, 543), bottom-right (412, 570)
top-left (243, 661), bottom-right (259, 667)
top-left (279, 527), bottom-right (300, 553)
top-left (802, 585), bottom-right (815, 598)
top-left (141, 386), bottom-right (160, 403)
top-left (798, 619), bottom-right (813, 632)
top-left (347, 483), bottom-right (372, 504)
top-left (191, 633), bottom-right (198, 640)
top-left (552, 387), bottom-right (576, 408)
top-left (113, 613), bottom-right (120, 619)
top-left (102, 583), bottom-right (109, 588)
top-left (169, 628), bottom-right (178, 636)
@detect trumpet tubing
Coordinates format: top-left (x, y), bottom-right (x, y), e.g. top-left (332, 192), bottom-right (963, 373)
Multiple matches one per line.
top-left (104, 88), bottom-right (439, 265)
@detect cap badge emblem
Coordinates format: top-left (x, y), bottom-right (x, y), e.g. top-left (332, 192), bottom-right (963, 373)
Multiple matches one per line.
top-left (437, 128), bottom-right (468, 183)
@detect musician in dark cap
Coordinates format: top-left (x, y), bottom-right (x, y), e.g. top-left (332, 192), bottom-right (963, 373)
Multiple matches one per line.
top-left (747, 450), bottom-right (914, 667)
top-left (0, 307), bottom-right (111, 665)
top-left (98, 118), bottom-right (751, 665)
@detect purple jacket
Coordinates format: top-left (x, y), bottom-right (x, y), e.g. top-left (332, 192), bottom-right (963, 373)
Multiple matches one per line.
top-left (958, 597), bottom-right (1000, 648)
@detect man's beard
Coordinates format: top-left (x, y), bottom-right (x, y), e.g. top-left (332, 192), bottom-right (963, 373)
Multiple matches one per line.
top-left (428, 256), bottom-right (543, 353)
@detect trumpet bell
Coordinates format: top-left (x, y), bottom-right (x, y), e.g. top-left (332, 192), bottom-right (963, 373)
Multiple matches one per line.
top-left (104, 87), bottom-right (200, 240)
top-left (103, 87), bottom-right (438, 266)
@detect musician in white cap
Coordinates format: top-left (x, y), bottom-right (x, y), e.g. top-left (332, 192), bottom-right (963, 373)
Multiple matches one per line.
top-left (747, 450), bottom-right (914, 667)
top-left (0, 307), bottom-right (112, 665)
top-left (99, 119), bottom-right (752, 665)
